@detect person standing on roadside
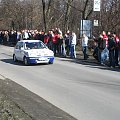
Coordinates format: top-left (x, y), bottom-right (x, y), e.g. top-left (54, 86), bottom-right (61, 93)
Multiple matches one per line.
top-left (70, 32), bottom-right (77, 58)
top-left (81, 33), bottom-right (89, 60)
top-left (113, 32), bottom-right (120, 66)
top-left (65, 30), bottom-right (71, 56)
top-left (17, 31), bottom-right (22, 41)
top-left (44, 33), bottom-right (49, 46)
top-left (52, 30), bottom-right (59, 56)
top-left (47, 30), bottom-right (54, 50)
top-left (107, 32), bottom-right (115, 67)
top-left (39, 31), bottom-right (45, 43)
top-left (102, 31), bottom-right (108, 47)
top-left (57, 28), bottom-right (63, 56)
top-left (99, 31), bottom-right (109, 65)
top-left (97, 34), bottom-right (104, 63)
top-left (22, 30), bottom-right (30, 40)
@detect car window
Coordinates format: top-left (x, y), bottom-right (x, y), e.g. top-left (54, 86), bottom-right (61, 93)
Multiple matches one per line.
top-left (15, 42), bottom-right (20, 49)
top-left (25, 41), bottom-right (47, 49)
top-left (15, 42), bottom-right (24, 49)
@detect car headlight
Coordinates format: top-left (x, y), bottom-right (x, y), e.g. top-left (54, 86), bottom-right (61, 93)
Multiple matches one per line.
top-left (50, 51), bottom-right (54, 56)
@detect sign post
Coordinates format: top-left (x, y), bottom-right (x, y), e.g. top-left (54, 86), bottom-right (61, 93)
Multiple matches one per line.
top-left (93, 0), bottom-right (101, 12)
top-left (94, 20), bottom-right (99, 26)
top-left (93, 0), bottom-right (101, 35)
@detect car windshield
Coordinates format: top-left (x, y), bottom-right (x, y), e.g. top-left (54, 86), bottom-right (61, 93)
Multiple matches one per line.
top-left (25, 41), bottom-right (47, 49)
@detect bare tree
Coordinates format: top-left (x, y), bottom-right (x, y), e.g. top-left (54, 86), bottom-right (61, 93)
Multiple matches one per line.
top-left (0, 0), bottom-right (120, 36)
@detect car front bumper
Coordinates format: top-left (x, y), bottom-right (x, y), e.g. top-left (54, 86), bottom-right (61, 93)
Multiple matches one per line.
top-left (26, 56), bottom-right (54, 64)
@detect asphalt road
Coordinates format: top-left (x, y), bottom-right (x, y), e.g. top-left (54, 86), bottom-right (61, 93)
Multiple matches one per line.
top-left (0, 45), bottom-right (120, 120)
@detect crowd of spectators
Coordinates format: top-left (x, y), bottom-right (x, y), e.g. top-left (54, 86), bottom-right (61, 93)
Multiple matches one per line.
top-left (0, 28), bottom-right (77, 58)
top-left (93, 31), bottom-right (120, 67)
top-left (0, 29), bottom-right (120, 67)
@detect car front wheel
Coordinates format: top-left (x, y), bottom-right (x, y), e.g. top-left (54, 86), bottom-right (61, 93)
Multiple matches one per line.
top-left (13, 54), bottom-right (17, 62)
top-left (23, 57), bottom-right (29, 65)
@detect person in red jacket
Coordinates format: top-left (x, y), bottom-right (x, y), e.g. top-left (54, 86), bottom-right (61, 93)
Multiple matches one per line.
top-left (102, 31), bottom-right (109, 64)
top-left (44, 33), bottom-right (49, 45)
top-left (102, 31), bottom-right (108, 47)
top-left (52, 31), bottom-right (60, 56)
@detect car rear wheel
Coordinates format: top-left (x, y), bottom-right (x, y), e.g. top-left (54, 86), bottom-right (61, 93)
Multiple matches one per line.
top-left (23, 57), bottom-right (29, 66)
top-left (13, 54), bottom-right (17, 62)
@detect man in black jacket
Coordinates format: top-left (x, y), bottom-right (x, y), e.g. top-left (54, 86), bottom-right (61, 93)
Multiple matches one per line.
top-left (107, 32), bottom-right (115, 67)
top-left (113, 32), bottom-right (120, 66)
top-left (97, 34), bottom-right (106, 64)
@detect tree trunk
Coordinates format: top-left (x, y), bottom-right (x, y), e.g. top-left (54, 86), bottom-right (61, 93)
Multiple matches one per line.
top-left (42, 0), bottom-right (46, 32)
top-left (64, 0), bottom-right (73, 32)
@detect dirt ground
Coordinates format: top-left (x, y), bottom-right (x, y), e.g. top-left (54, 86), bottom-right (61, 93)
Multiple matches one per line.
top-left (0, 78), bottom-right (77, 120)
top-left (0, 93), bottom-right (32, 120)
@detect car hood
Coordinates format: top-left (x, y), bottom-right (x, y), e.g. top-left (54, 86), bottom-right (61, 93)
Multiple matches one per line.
top-left (24, 48), bottom-right (54, 57)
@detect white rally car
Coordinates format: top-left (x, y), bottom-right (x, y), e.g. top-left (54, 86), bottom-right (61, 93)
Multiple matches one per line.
top-left (13, 40), bottom-right (54, 65)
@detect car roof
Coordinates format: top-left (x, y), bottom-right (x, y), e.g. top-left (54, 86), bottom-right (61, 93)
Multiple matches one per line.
top-left (19, 40), bottom-right (42, 43)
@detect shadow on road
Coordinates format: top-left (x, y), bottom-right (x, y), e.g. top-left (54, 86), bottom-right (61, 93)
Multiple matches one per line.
top-left (1, 58), bottom-right (24, 66)
top-left (0, 58), bottom-right (49, 66)
top-left (59, 57), bottom-right (120, 72)
top-left (75, 80), bottom-right (120, 92)
top-left (1, 57), bottom-right (120, 72)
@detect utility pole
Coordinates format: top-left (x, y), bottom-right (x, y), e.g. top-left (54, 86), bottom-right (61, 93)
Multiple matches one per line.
top-left (93, 0), bottom-right (101, 35)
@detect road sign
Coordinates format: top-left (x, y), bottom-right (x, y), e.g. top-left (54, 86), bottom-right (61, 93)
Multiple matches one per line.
top-left (94, 0), bottom-right (101, 11)
top-left (94, 20), bottom-right (99, 26)
top-left (80, 20), bottom-right (92, 38)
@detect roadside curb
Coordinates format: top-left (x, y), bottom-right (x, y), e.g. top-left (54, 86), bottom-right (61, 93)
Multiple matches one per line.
top-left (0, 74), bottom-right (6, 80)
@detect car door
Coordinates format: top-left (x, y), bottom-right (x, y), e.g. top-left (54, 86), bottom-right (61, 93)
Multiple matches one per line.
top-left (14, 42), bottom-right (24, 61)
top-left (18, 42), bottom-right (24, 61)
top-left (14, 42), bottom-right (21, 60)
